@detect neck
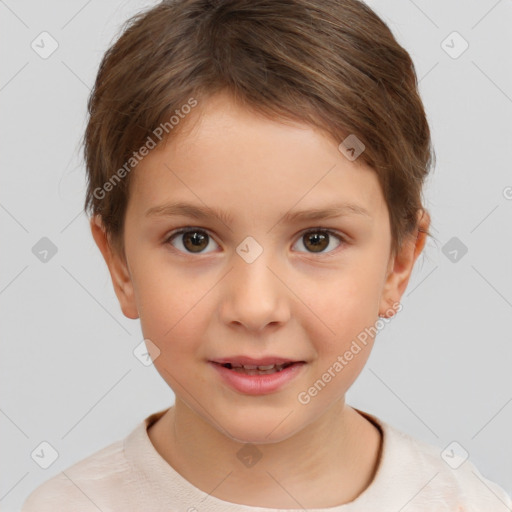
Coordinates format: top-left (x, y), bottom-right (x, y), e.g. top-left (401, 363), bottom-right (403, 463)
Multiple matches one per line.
top-left (148, 397), bottom-right (382, 508)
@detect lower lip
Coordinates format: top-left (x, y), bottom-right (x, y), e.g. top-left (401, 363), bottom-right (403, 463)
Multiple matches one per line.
top-left (209, 362), bottom-right (306, 395)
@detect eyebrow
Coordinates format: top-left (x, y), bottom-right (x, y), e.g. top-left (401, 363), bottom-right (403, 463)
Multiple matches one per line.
top-left (145, 201), bottom-right (371, 225)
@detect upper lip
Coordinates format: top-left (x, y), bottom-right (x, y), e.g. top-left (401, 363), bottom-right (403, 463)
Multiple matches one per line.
top-left (210, 356), bottom-right (304, 366)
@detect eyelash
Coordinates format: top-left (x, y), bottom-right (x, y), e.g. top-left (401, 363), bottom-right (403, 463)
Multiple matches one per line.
top-left (163, 226), bottom-right (347, 257)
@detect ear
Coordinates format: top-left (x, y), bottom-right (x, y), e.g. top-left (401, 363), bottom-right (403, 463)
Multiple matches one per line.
top-left (378, 210), bottom-right (430, 318)
top-left (90, 215), bottom-right (139, 320)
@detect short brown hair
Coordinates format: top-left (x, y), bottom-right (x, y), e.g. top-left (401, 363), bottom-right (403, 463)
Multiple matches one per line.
top-left (83, 0), bottom-right (435, 259)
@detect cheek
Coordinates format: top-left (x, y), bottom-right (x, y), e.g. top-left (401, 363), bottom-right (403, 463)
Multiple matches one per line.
top-left (132, 263), bottom-right (209, 353)
top-left (303, 260), bottom-right (385, 389)
top-left (304, 291), bottom-right (377, 404)
top-left (311, 262), bottom-right (385, 337)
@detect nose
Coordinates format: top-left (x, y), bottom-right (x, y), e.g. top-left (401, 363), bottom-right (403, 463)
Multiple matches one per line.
top-left (219, 248), bottom-right (291, 332)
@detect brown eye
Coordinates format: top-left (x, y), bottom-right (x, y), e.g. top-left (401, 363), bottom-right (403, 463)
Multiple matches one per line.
top-left (166, 228), bottom-right (218, 254)
top-left (303, 231), bottom-right (329, 252)
top-left (294, 229), bottom-right (344, 255)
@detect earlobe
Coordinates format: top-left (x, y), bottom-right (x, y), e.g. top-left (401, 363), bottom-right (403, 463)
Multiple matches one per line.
top-left (378, 210), bottom-right (430, 318)
top-left (89, 215), bottom-right (139, 320)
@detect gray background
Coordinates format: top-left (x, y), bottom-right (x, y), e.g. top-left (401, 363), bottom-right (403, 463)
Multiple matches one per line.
top-left (1, 0), bottom-right (511, 510)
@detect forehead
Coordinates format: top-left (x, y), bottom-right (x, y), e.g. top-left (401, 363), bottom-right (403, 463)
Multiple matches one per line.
top-left (128, 93), bottom-right (387, 225)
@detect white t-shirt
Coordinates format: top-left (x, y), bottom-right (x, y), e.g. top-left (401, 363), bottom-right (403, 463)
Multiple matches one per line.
top-left (21, 407), bottom-right (511, 512)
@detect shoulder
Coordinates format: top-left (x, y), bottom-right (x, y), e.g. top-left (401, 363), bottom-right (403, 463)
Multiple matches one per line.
top-left (380, 419), bottom-right (512, 511)
top-left (21, 438), bottom-right (133, 512)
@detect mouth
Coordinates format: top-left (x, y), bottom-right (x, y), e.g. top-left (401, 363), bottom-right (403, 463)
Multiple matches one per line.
top-left (211, 361), bottom-right (301, 375)
top-left (209, 356), bottom-right (306, 375)
top-left (208, 357), bottom-right (307, 395)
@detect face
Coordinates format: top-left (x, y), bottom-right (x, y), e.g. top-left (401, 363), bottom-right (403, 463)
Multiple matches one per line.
top-left (92, 92), bottom-right (426, 444)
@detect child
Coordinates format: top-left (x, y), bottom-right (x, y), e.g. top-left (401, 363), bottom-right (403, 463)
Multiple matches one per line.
top-left (22, 0), bottom-right (511, 510)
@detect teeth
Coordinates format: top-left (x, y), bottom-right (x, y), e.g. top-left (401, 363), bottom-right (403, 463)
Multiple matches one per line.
top-left (229, 363), bottom-right (284, 369)
top-left (240, 364), bottom-right (285, 370)
top-left (226, 363), bottom-right (290, 374)
top-left (218, 362), bottom-right (297, 374)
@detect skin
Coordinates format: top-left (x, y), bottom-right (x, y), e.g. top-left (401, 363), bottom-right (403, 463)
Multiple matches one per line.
top-left (91, 91), bottom-right (429, 508)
